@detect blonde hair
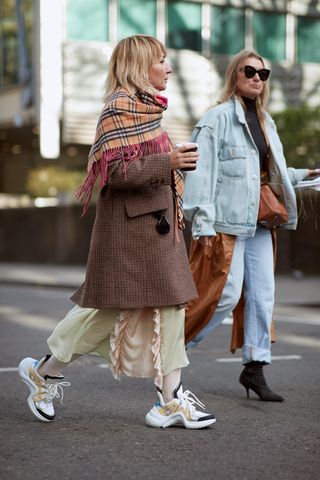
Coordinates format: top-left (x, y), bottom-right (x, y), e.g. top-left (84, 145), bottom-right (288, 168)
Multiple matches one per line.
top-left (219, 49), bottom-right (270, 122)
top-left (104, 35), bottom-right (166, 101)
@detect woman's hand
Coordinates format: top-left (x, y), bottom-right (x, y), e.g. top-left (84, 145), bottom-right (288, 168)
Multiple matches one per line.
top-left (168, 144), bottom-right (199, 171)
top-left (307, 168), bottom-right (320, 177)
top-left (199, 236), bottom-right (213, 248)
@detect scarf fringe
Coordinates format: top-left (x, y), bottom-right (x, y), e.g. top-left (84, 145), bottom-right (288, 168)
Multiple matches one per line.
top-left (76, 132), bottom-right (171, 215)
top-left (75, 161), bottom-right (99, 216)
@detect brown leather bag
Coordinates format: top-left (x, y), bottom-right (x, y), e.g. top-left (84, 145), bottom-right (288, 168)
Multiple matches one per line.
top-left (258, 183), bottom-right (288, 228)
top-left (258, 139), bottom-right (289, 229)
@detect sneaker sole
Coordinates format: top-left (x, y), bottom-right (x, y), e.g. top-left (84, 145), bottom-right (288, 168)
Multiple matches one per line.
top-left (18, 358), bottom-right (54, 423)
top-left (145, 410), bottom-right (216, 429)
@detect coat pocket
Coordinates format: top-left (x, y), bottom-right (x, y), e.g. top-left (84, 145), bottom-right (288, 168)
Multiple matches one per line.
top-left (125, 190), bottom-right (169, 218)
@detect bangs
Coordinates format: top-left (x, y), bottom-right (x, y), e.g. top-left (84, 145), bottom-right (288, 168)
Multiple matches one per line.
top-left (140, 37), bottom-right (167, 65)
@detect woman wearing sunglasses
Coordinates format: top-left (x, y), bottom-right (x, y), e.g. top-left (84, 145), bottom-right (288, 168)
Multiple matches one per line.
top-left (18, 35), bottom-right (216, 429)
top-left (183, 49), bottom-right (317, 402)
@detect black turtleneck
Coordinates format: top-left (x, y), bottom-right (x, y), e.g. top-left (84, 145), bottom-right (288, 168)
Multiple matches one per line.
top-left (242, 96), bottom-right (268, 171)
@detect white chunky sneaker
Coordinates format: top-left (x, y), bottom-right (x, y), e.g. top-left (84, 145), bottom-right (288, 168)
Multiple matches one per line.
top-left (145, 382), bottom-right (216, 429)
top-left (18, 355), bottom-right (70, 422)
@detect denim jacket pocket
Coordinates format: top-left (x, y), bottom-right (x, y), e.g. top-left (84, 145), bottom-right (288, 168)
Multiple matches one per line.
top-left (220, 145), bottom-right (247, 179)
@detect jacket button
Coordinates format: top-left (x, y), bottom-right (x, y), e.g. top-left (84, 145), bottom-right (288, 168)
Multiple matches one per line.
top-left (251, 149), bottom-right (256, 154)
top-left (252, 174), bottom-right (258, 180)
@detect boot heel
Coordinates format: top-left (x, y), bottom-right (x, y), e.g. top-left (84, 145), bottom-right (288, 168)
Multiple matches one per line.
top-left (239, 363), bottom-right (284, 402)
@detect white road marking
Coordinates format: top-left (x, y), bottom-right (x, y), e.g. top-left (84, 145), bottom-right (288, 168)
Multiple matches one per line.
top-left (216, 355), bottom-right (302, 363)
top-left (1, 365), bottom-right (110, 373)
top-left (0, 355), bottom-right (303, 372)
top-left (221, 311), bottom-right (320, 327)
top-left (275, 314), bottom-right (320, 326)
top-left (278, 334), bottom-right (320, 349)
top-left (0, 306), bottom-right (58, 331)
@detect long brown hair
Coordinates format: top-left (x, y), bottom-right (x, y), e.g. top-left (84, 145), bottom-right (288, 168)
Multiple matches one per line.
top-left (104, 35), bottom-right (166, 101)
top-left (219, 49), bottom-right (270, 124)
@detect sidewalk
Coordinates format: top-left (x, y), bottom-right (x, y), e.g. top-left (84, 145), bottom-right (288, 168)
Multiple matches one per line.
top-left (274, 274), bottom-right (320, 306)
top-left (0, 262), bottom-right (85, 289)
top-left (1, 262), bottom-right (320, 307)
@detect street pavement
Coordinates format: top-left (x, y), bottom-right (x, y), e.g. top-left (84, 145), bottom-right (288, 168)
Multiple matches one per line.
top-left (1, 262), bottom-right (320, 306)
top-left (0, 263), bottom-right (320, 480)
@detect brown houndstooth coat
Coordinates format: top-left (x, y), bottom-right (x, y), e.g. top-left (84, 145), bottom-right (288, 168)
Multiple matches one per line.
top-left (71, 153), bottom-right (198, 309)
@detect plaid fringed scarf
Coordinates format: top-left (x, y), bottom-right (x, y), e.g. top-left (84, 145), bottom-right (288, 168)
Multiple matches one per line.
top-left (76, 89), bottom-right (184, 232)
top-left (77, 89), bottom-right (169, 210)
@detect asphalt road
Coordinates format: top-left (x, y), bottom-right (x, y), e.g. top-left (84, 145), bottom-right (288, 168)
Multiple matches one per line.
top-left (1, 284), bottom-right (320, 480)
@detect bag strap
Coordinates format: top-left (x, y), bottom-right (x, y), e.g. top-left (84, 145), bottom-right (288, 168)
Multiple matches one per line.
top-left (260, 120), bottom-right (271, 183)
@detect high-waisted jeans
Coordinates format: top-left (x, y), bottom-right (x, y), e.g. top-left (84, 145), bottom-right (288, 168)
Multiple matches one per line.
top-left (189, 227), bottom-right (274, 364)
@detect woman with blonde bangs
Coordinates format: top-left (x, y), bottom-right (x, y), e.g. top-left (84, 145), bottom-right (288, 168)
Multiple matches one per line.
top-left (18, 35), bottom-right (215, 429)
top-left (105, 35), bottom-right (165, 99)
top-left (184, 49), bottom-right (318, 402)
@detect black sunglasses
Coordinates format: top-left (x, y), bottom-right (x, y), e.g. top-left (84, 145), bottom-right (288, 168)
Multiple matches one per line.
top-left (239, 65), bottom-right (270, 81)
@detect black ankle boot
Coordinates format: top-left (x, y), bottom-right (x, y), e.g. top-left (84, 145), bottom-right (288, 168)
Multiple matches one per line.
top-left (239, 361), bottom-right (284, 402)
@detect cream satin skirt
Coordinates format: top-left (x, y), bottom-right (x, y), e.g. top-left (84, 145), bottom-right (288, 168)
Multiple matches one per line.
top-left (47, 306), bottom-right (188, 389)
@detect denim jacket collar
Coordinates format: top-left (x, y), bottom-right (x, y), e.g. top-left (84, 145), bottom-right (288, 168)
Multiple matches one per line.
top-left (232, 96), bottom-right (272, 128)
top-left (233, 97), bottom-right (247, 125)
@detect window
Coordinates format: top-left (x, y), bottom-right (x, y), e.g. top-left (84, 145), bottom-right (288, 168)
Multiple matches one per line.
top-left (118, 0), bottom-right (156, 38)
top-left (67, 0), bottom-right (109, 41)
top-left (253, 11), bottom-right (286, 62)
top-left (297, 17), bottom-right (320, 63)
top-left (0, 0), bottom-right (33, 89)
top-left (211, 7), bottom-right (245, 55)
top-left (167, 1), bottom-right (202, 52)
top-left (23, 0), bottom-right (33, 60)
top-left (0, 0), bottom-right (18, 87)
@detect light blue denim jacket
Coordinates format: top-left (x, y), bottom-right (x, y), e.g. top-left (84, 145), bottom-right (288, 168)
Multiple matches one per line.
top-left (183, 97), bottom-right (308, 238)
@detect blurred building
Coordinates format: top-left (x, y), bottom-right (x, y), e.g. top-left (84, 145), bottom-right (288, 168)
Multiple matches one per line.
top-left (1, 0), bottom-right (320, 195)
